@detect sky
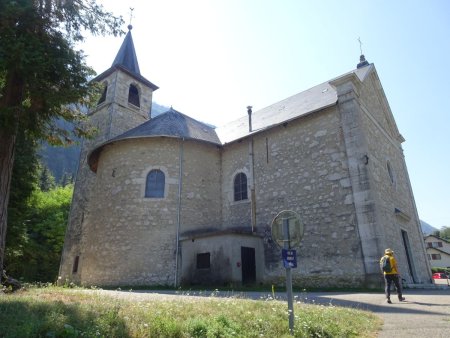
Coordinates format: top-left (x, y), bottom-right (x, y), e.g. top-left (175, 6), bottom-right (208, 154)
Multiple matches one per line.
top-left (81, 0), bottom-right (449, 229)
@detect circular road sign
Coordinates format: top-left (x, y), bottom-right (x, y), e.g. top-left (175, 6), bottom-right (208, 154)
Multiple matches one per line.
top-left (271, 210), bottom-right (304, 249)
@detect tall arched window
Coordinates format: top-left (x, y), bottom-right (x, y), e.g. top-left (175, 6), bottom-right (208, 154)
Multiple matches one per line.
top-left (234, 172), bottom-right (248, 201)
top-left (145, 169), bottom-right (165, 198)
top-left (97, 83), bottom-right (107, 105)
top-left (387, 160), bottom-right (395, 185)
top-left (128, 84), bottom-right (140, 107)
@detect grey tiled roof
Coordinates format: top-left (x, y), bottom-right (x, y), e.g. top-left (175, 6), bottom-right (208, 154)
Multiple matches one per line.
top-left (88, 64), bottom-right (373, 172)
top-left (93, 29), bottom-right (158, 90)
top-left (88, 108), bottom-right (220, 172)
top-left (216, 64), bottom-right (373, 144)
top-left (112, 29), bottom-right (141, 75)
top-left (111, 108), bottom-right (221, 145)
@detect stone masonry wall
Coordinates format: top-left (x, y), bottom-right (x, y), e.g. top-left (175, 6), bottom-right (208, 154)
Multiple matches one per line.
top-left (59, 69), bottom-right (154, 284)
top-left (62, 62), bottom-right (430, 288)
top-left (222, 107), bottom-right (366, 288)
top-left (179, 141), bottom-right (222, 233)
top-left (221, 141), bottom-right (252, 229)
top-left (79, 137), bottom-right (220, 286)
top-left (358, 74), bottom-right (431, 283)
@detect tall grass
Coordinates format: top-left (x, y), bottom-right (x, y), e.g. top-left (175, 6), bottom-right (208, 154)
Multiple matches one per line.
top-left (0, 286), bottom-right (381, 337)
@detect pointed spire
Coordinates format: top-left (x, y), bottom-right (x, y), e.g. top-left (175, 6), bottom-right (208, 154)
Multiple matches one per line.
top-left (93, 24), bottom-right (158, 91)
top-left (112, 25), bottom-right (141, 75)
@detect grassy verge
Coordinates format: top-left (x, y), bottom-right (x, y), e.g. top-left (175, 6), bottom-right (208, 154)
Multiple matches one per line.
top-left (0, 286), bottom-right (382, 337)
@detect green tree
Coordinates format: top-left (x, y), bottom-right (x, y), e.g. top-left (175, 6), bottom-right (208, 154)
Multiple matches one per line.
top-left (439, 227), bottom-right (450, 241)
top-left (60, 172), bottom-right (69, 186)
top-left (39, 165), bottom-right (56, 192)
top-left (432, 230), bottom-right (441, 238)
top-left (4, 128), bottom-right (40, 277)
top-left (5, 184), bottom-right (74, 282)
top-left (0, 0), bottom-right (123, 280)
top-left (6, 127), bottom-right (70, 282)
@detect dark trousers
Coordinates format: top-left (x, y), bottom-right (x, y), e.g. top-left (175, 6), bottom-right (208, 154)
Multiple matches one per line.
top-left (384, 274), bottom-right (403, 299)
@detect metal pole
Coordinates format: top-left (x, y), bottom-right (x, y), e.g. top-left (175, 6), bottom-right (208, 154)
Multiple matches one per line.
top-left (283, 218), bottom-right (294, 334)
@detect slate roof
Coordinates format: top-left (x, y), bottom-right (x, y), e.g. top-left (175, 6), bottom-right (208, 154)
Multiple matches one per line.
top-left (88, 108), bottom-right (221, 171)
top-left (92, 27), bottom-right (158, 90)
top-left (216, 64), bottom-right (373, 144)
top-left (425, 235), bottom-right (450, 245)
top-left (110, 108), bottom-right (221, 145)
top-left (88, 63), bottom-right (374, 172)
top-left (112, 28), bottom-right (141, 75)
top-left (426, 247), bottom-right (450, 256)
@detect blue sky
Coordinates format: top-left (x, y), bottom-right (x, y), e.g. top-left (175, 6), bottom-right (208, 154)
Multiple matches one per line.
top-left (82, 0), bottom-right (449, 229)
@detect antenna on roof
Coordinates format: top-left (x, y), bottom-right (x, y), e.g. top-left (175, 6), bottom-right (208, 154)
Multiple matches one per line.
top-left (128, 7), bottom-right (134, 30)
top-left (357, 37), bottom-right (369, 69)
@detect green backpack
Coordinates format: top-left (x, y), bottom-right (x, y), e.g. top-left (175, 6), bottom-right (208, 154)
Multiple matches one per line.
top-left (380, 255), bottom-right (392, 273)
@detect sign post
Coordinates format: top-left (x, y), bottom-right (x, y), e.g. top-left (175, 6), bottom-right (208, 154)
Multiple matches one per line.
top-left (283, 217), bottom-right (295, 333)
top-left (271, 210), bottom-right (304, 335)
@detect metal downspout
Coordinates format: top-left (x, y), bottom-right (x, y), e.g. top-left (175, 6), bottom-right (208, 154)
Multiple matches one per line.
top-left (249, 138), bottom-right (256, 232)
top-left (247, 106), bottom-right (256, 232)
top-left (175, 138), bottom-right (184, 287)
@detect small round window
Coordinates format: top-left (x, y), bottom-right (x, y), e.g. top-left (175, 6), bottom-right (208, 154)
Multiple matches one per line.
top-left (386, 160), bottom-right (395, 185)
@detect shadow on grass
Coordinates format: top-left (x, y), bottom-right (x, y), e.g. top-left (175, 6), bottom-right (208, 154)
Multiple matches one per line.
top-left (0, 298), bottom-right (129, 338)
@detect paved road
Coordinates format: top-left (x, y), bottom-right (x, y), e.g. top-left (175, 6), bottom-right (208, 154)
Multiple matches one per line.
top-left (289, 289), bottom-right (450, 337)
top-left (97, 287), bottom-right (450, 337)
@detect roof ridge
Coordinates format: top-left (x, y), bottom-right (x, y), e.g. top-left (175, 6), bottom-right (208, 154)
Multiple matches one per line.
top-left (163, 108), bottom-right (216, 130)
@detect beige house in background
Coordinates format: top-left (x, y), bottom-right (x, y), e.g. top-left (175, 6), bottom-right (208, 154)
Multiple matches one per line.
top-left (425, 235), bottom-right (450, 269)
top-left (59, 27), bottom-right (432, 288)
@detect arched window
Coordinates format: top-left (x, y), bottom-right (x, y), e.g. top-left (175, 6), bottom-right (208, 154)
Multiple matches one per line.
top-left (387, 160), bottom-right (395, 185)
top-left (97, 83), bottom-right (107, 105)
top-left (234, 172), bottom-right (248, 201)
top-left (128, 84), bottom-right (140, 107)
top-left (145, 169), bottom-right (165, 198)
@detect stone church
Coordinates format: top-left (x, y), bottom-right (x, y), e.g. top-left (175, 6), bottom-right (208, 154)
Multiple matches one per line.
top-left (59, 27), bottom-right (432, 288)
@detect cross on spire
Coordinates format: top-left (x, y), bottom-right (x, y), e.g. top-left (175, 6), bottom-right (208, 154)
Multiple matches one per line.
top-left (128, 7), bottom-right (134, 30)
top-left (358, 37), bottom-right (363, 55)
top-left (356, 37), bottom-right (369, 69)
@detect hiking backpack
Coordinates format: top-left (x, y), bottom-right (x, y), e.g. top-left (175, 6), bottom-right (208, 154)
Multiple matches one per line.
top-left (380, 255), bottom-right (392, 273)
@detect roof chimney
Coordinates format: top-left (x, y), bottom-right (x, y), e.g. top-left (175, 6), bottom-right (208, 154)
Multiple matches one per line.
top-left (247, 106), bottom-right (253, 132)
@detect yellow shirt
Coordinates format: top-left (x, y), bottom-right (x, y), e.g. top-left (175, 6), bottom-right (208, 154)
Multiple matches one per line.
top-left (380, 254), bottom-right (399, 275)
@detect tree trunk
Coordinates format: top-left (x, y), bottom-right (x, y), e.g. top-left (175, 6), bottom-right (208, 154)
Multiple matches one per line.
top-left (0, 71), bottom-right (22, 282)
top-left (0, 130), bottom-right (16, 281)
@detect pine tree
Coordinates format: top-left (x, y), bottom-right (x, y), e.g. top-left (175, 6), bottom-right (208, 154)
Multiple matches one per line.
top-left (0, 0), bottom-right (124, 281)
top-left (39, 166), bottom-right (56, 192)
top-left (61, 173), bottom-right (69, 187)
top-left (4, 128), bottom-right (40, 278)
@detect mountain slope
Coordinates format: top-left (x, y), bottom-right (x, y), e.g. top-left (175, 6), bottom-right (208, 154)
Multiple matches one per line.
top-left (420, 220), bottom-right (438, 235)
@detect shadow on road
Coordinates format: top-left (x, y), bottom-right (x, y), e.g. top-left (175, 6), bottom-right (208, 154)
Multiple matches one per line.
top-left (293, 292), bottom-right (447, 316)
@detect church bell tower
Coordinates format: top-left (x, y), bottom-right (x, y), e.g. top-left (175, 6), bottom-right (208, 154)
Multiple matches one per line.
top-left (58, 25), bottom-right (158, 284)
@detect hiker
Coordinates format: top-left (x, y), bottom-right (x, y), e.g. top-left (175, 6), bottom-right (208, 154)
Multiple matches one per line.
top-left (380, 248), bottom-right (405, 304)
